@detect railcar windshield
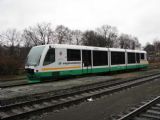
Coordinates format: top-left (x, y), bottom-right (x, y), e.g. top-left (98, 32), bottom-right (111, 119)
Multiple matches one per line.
top-left (25, 46), bottom-right (45, 66)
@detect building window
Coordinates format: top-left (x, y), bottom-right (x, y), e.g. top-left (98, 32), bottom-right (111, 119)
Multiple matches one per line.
top-left (128, 52), bottom-right (136, 64)
top-left (111, 52), bottom-right (125, 65)
top-left (67, 49), bottom-right (81, 61)
top-left (93, 51), bottom-right (108, 66)
top-left (43, 48), bottom-right (55, 65)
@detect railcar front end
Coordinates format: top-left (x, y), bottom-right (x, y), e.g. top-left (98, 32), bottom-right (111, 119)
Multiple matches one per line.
top-left (25, 45), bottom-right (57, 83)
top-left (25, 44), bottom-right (82, 83)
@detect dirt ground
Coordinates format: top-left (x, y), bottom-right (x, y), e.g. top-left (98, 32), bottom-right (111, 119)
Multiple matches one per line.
top-left (149, 62), bottom-right (160, 69)
top-left (0, 75), bottom-right (26, 81)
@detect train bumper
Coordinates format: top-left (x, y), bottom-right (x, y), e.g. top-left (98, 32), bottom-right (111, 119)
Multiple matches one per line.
top-left (25, 68), bottom-right (41, 83)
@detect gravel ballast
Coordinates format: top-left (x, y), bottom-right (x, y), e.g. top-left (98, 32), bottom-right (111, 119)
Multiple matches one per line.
top-left (34, 78), bottom-right (160, 120)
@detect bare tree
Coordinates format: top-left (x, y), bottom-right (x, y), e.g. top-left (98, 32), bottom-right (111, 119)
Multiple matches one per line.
top-left (0, 29), bottom-right (22, 56)
top-left (0, 33), bottom-right (3, 46)
top-left (96, 25), bottom-right (118, 47)
top-left (0, 33), bottom-right (4, 56)
top-left (82, 30), bottom-right (106, 47)
top-left (118, 34), bottom-right (141, 49)
top-left (113, 38), bottom-right (120, 48)
top-left (22, 31), bottom-right (34, 47)
top-left (131, 37), bottom-right (141, 49)
top-left (0, 29), bottom-right (21, 47)
top-left (71, 30), bottom-right (83, 45)
top-left (82, 31), bottom-right (96, 46)
top-left (22, 23), bottom-right (54, 47)
top-left (153, 39), bottom-right (160, 56)
top-left (36, 23), bottom-right (54, 44)
top-left (144, 40), bottom-right (160, 62)
top-left (54, 25), bottom-right (72, 44)
top-left (119, 34), bottom-right (131, 49)
top-left (144, 42), bottom-right (155, 55)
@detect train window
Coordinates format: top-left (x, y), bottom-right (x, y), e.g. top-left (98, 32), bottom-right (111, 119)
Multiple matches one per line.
top-left (128, 52), bottom-right (136, 64)
top-left (136, 53), bottom-right (140, 63)
top-left (93, 51), bottom-right (108, 66)
top-left (43, 48), bottom-right (55, 65)
top-left (141, 53), bottom-right (145, 60)
top-left (111, 52), bottom-right (125, 65)
top-left (26, 46), bottom-right (45, 66)
top-left (67, 49), bottom-right (81, 61)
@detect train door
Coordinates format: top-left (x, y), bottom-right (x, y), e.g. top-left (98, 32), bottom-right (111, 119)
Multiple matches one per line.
top-left (136, 53), bottom-right (140, 69)
top-left (82, 50), bottom-right (92, 73)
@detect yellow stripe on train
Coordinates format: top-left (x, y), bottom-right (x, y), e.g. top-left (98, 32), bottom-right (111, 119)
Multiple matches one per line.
top-left (41, 66), bottom-right (81, 71)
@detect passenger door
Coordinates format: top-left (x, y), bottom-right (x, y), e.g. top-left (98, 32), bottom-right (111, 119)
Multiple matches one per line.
top-left (136, 53), bottom-right (140, 69)
top-left (82, 50), bottom-right (92, 73)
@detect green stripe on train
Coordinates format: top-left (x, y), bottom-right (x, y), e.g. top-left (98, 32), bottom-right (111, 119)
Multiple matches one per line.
top-left (27, 64), bottom-right (148, 83)
top-left (110, 66), bottom-right (126, 71)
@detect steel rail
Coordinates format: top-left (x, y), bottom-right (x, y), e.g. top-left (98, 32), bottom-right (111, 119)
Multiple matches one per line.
top-left (117, 96), bottom-right (160, 120)
top-left (0, 73), bottom-right (160, 120)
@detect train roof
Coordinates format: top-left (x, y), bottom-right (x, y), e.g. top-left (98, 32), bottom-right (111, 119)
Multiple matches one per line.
top-left (33, 44), bottom-right (146, 53)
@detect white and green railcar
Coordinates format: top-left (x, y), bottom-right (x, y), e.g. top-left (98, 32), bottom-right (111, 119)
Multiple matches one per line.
top-left (25, 44), bottom-right (148, 83)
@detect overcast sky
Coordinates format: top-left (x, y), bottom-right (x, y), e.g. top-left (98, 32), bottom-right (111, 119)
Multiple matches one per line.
top-left (0, 0), bottom-right (160, 46)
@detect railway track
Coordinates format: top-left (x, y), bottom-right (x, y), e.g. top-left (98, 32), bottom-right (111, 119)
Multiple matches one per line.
top-left (0, 73), bottom-right (160, 120)
top-left (0, 79), bottom-right (28, 89)
top-left (117, 96), bottom-right (160, 120)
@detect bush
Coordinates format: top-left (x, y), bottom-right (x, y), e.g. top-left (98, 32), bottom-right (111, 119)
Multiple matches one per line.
top-left (0, 56), bottom-right (21, 75)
